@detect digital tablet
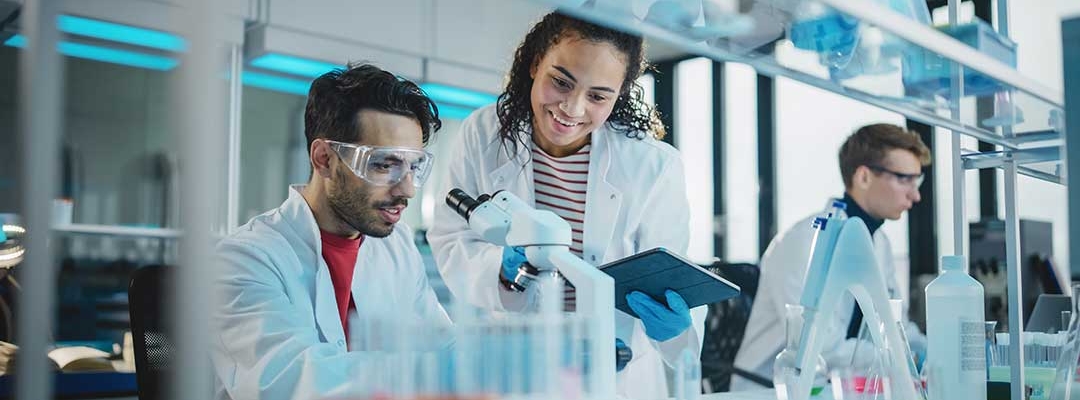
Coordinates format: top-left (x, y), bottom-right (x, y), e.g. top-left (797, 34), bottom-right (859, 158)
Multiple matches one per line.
top-left (598, 248), bottom-right (741, 318)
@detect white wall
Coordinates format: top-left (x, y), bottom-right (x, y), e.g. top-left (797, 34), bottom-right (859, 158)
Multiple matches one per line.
top-left (676, 58), bottom-right (716, 264)
top-left (723, 63), bottom-right (760, 263)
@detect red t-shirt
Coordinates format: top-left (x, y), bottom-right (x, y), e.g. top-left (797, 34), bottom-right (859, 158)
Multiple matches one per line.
top-left (320, 229), bottom-right (363, 346)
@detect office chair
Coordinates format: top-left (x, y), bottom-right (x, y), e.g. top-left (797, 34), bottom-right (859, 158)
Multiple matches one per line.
top-left (128, 264), bottom-right (173, 400)
top-left (700, 262), bottom-right (772, 393)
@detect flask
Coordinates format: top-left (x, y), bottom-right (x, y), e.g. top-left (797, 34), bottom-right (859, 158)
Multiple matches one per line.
top-left (889, 299), bottom-right (928, 400)
top-left (774, 304), bottom-right (828, 400)
top-left (925, 255), bottom-right (986, 400)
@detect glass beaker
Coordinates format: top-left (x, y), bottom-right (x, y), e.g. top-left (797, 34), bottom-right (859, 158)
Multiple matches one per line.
top-left (774, 304), bottom-right (828, 400)
top-left (888, 299), bottom-right (928, 400)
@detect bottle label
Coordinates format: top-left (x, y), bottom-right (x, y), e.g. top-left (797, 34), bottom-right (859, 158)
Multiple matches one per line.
top-left (959, 319), bottom-right (986, 374)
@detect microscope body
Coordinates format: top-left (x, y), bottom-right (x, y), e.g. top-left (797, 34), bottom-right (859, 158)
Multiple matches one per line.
top-left (791, 212), bottom-right (919, 400)
top-left (447, 189), bottom-right (617, 397)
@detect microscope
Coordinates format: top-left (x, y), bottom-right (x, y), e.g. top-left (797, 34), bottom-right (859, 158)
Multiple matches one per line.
top-left (788, 204), bottom-right (920, 400)
top-left (446, 189), bottom-right (617, 397)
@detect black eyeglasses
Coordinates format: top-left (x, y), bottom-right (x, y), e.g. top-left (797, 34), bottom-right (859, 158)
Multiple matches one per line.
top-left (867, 165), bottom-right (924, 188)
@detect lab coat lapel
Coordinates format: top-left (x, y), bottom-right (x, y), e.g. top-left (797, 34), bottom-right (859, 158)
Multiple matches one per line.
top-left (582, 132), bottom-right (622, 265)
top-left (281, 185), bottom-right (347, 346)
top-left (289, 192), bottom-right (346, 346)
top-left (489, 139), bottom-right (535, 206)
top-left (313, 257), bottom-right (346, 345)
top-left (349, 237), bottom-right (378, 316)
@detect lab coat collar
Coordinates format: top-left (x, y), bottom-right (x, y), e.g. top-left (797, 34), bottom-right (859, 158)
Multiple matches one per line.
top-left (281, 184), bottom-right (348, 345)
top-left (490, 131), bottom-right (536, 206)
top-left (282, 184), bottom-right (321, 254)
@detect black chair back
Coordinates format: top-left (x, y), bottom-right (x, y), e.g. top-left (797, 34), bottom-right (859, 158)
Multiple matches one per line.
top-left (128, 264), bottom-right (172, 400)
top-left (700, 262), bottom-right (770, 392)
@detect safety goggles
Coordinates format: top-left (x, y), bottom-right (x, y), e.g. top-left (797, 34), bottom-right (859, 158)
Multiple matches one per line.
top-left (867, 164), bottom-right (924, 188)
top-left (325, 140), bottom-right (434, 188)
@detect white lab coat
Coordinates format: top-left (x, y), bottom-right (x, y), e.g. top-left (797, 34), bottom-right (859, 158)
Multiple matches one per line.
top-left (730, 205), bottom-right (927, 391)
top-left (427, 105), bottom-right (707, 400)
top-left (211, 185), bottom-right (451, 400)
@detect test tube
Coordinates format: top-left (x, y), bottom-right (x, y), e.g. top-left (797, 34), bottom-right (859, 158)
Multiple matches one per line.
top-left (537, 274), bottom-right (564, 397)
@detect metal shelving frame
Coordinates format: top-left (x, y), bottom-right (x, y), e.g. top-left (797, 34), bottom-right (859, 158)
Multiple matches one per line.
top-left (52, 224), bottom-right (184, 238)
top-left (528, 1), bottom-right (1067, 400)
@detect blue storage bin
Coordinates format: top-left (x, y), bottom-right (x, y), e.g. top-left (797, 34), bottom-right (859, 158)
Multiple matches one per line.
top-left (902, 19), bottom-right (1017, 97)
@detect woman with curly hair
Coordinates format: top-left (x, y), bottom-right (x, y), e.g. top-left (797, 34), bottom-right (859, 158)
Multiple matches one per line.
top-left (428, 12), bottom-right (703, 397)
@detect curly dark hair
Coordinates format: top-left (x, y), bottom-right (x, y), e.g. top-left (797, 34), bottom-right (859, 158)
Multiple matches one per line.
top-left (304, 62), bottom-right (442, 150)
top-left (496, 12), bottom-right (665, 156)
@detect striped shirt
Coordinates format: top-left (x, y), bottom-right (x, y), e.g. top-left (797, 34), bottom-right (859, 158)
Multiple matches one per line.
top-left (532, 144), bottom-right (590, 311)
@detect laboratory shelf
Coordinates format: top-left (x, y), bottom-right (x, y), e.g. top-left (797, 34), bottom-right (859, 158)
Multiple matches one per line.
top-left (530, 0), bottom-right (1066, 182)
top-left (52, 223), bottom-right (183, 238)
top-left (962, 146), bottom-right (1064, 184)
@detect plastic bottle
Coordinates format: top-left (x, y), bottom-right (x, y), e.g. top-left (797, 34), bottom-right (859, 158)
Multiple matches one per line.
top-left (925, 255), bottom-right (986, 400)
top-left (787, 2), bottom-right (860, 69)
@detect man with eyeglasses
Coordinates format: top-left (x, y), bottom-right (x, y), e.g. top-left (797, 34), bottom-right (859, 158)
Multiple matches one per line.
top-left (211, 63), bottom-right (449, 400)
top-left (732, 123), bottom-right (931, 391)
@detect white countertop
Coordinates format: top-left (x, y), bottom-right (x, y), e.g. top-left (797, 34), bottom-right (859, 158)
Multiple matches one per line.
top-left (700, 390), bottom-right (778, 400)
top-left (697, 388), bottom-right (836, 400)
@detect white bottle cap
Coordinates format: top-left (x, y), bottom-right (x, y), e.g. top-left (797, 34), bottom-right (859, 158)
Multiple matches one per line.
top-left (941, 255), bottom-right (966, 272)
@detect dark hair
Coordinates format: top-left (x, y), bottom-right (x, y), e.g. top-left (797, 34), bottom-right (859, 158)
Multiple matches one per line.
top-left (839, 123), bottom-right (932, 188)
top-left (304, 62), bottom-right (442, 150)
top-left (496, 12), bottom-right (664, 155)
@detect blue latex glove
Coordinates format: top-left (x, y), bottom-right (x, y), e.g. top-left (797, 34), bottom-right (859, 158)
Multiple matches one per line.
top-left (626, 290), bottom-right (692, 342)
top-left (501, 246), bottom-right (528, 281)
top-left (615, 338), bottom-right (632, 372)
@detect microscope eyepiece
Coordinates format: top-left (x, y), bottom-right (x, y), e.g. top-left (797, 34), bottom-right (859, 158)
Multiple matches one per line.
top-left (446, 189), bottom-right (482, 221)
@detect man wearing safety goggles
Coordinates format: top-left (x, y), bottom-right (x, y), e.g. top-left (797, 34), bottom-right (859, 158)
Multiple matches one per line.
top-left (733, 123), bottom-right (932, 391)
top-left (211, 63), bottom-right (449, 400)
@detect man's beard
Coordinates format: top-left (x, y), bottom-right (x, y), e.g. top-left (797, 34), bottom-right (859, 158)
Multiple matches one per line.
top-left (327, 170), bottom-right (406, 238)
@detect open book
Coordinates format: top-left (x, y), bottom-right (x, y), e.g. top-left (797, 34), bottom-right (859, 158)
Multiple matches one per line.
top-left (0, 342), bottom-right (115, 374)
top-left (47, 346), bottom-right (115, 372)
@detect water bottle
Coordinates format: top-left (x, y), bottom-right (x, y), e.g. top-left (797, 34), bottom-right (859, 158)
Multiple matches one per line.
top-left (925, 255), bottom-right (986, 400)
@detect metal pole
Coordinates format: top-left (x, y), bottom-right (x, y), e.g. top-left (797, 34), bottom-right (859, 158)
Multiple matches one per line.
top-left (948, 0), bottom-right (966, 259)
top-left (1003, 156), bottom-right (1025, 400)
top-left (226, 44), bottom-right (243, 233)
top-left (993, 1), bottom-right (1024, 398)
top-left (15, 0), bottom-right (62, 398)
top-left (171, 1), bottom-right (226, 399)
